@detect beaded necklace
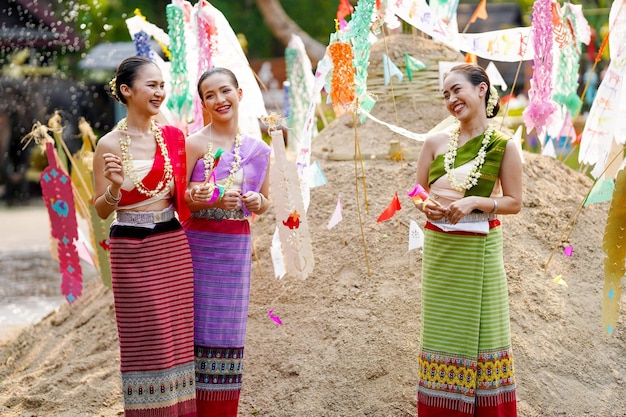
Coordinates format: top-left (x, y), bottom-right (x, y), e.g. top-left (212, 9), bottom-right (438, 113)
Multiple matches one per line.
top-left (444, 124), bottom-right (494, 192)
top-left (117, 118), bottom-right (173, 197)
top-left (202, 131), bottom-right (242, 191)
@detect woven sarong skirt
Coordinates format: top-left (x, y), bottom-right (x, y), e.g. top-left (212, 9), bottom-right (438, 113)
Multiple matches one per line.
top-left (110, 219), bottom-right (196, 417)
top-left (418, 224), bottom-right (517, 417)
top-left (183, 217), bottom-right (251, 417)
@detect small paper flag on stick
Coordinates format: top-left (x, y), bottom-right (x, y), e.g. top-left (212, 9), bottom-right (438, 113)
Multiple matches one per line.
top-left (563, 245), bottom-right (573, 257)
top-left (268, 309), bottom-right (283, 325)
top-left (377, 192), bottom-right (401, 222)
top-left (328, 195), bottom-right (343, 230)
top-left (408, 220), bottom-right (424, 251)
top-left (404, 53), bottom-right (426, 81)
top-left (553, 274), bottom-right (568, 287)
top-left (468, 0), bottom-right (488, 25)
top-left (308, 160), bottom-right (328, 188)
top-left (382, 53), bottom-right (404, 86)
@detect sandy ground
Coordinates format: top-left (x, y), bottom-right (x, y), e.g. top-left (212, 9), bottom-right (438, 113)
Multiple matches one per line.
top-left (0, 35), bottom-right (625, 416)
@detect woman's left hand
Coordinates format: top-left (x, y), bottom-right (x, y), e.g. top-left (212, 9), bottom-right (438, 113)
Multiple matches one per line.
top-left (446, 197), bottom-right (476, 224)
top-left (241, 191), bottom-right (264, 213)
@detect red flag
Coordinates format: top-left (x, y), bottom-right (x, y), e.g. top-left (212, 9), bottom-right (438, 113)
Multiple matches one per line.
top-left (377, 192), bottom-right (401, 223)
top-left (336, 0), bottom-right (354, 21)
top-left (468, 0), bottom-right (488, 25)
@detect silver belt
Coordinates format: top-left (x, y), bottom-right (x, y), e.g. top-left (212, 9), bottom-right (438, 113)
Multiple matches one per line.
top-left (192, 208), bottom-right (245, 221)
top-left (432, 212), bottom-right (496, 225)
top-left (116, 207), bottom-right (175, 224)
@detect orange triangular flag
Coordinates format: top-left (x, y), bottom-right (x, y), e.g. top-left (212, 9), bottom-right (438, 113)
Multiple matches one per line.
top-left (336, 0), bottom-right (354, 21)
top-left (468, 0), bottom-right (488, 25)
top-left (464, 53), bottom-right (477, 63)
top-left (377, 192), bottom-right (402, 222)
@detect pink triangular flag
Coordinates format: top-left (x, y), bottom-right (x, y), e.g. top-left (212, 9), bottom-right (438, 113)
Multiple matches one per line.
top-left (327, 195), bottom-right (343, 229)
top-left (268, 309), bottom-right (283, 325)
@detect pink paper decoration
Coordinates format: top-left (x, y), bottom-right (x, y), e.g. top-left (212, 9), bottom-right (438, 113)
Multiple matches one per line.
top-left (40, 142), bottom-right (82, 303)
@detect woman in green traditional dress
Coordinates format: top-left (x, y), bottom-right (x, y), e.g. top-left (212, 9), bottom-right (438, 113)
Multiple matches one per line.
top-left (414, 63), bottom-right (522, 417)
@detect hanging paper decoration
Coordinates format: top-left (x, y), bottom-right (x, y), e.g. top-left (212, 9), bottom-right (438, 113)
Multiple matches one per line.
top-left (188, 6), bottom-right (216, 135)
top-left (328, 41), bottom-right (356, 114)
top-left (166, 3), bottom-right (192, 123)
top-left (199, 1), bottom-right (267, 138)
top-left (41, 140), bottom-right (82, 303)
top-left (73, 118), bottom-right (113, 288)
top-left (552, 3), bottom-right (588, 117)
top-left (391, 0), bottom-right (534, 62)
top-left (601, 167), bottom-right (626, 335)
top-left (285, 35), bottom-right (319, 211)
top-left (382, 53), bottom-right (403, 86)
top-left (265, 114), bottom-right (315, 279)
top-left (270, 227), bottom-right (286, 279)
top-left (523, 0), bottom-right (557, 136)
top-left (133, 30), bottom-right (152, 58)
top-left (579, 1), bottom-right (626, 177)
top-left (430, 0), bottom-right (460, 28)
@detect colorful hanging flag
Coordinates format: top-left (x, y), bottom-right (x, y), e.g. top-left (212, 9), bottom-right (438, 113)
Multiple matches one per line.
top-left (584, 178), bottom-right (615, 206)
top-left (328, 195), bottom-right (343, 230)
top-left (408, 220), bottom-right (424, 251)
top-left (308, 160), bottom-right (328, 188)
top-left (468, 0), bottom-right (488, 26)
top-left (404, 53), bottom-right (426, 81)
top-left (336, 0), bottom-right (354, 21)
top-left (377, 192), bottom-right (401, 222)
top-left (382, 53), bottom-right (404, 86)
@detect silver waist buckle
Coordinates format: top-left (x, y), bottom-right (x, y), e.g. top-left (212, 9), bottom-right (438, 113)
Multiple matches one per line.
top-left (192, 208), bottom-right (245, 221)
top-left (116, 208), bottom-right (175, 224)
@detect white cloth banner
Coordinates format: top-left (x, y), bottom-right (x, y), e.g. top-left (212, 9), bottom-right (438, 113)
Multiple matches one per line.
top-left (390, 0), bottom-right (534, 62)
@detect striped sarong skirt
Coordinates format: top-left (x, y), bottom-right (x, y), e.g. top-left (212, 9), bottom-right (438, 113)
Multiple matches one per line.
top-left (418, 223), bottom-right (517, 417)
top-left (183, 217), bottom-right (251, 417)
top-left (110, 219), bottom-right (196, 417)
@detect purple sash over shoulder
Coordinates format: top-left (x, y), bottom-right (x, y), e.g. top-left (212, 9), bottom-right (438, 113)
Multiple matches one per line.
top-left (191, 134), bottom-right (271, 216)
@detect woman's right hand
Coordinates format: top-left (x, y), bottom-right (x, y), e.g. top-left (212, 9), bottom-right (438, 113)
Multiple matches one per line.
top-left (102, 152), bottom-right (124, 187)
top-left (423, 203), bottom-right (449, 221)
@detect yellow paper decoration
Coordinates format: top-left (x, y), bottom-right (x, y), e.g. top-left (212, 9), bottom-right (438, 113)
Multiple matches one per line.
top-left (602, 167), bottom-right (626, 335)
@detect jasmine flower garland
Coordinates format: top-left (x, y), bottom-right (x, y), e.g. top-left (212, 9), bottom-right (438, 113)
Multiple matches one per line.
top-left (444, 125), bottom-right (494, 192)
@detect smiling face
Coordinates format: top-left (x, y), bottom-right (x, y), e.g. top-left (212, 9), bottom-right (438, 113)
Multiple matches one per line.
top-left (119, 62), bottom-right (165, 116)
top-left (198, 71), bottom-right (242, 124)
top-left (442, 70), bottom-right (487, 122)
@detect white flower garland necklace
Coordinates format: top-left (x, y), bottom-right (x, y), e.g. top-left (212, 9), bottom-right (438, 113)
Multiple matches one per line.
top-left (117, 118), bottom-right (173, 197)
top-left (444, 124), bottom-right (494, 192)
top-left (203, 130), bottom-right (242, 191)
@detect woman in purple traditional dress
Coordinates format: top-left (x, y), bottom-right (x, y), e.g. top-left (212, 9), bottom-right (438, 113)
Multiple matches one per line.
top-left (182, 67), bottom-right (271, 417)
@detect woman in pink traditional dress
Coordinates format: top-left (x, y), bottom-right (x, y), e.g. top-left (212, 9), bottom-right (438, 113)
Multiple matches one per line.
top-left (182, 67), bottom-right (271, 417)
top-left (93, 56), bottom-right (196, 417)
top-left (414, 63), bottom-right (522, 417)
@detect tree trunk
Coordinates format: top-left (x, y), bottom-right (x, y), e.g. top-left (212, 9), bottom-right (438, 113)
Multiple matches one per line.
top-left (253, 0), bottom-right (327, 64)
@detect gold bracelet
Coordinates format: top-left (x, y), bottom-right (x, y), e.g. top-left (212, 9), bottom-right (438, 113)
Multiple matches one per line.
top-left (259, 192), bottom-right (266, 207)
top-left (491, 198), bottom-right (498, 213)
top-left (189, 188), bottom-right (197, 203)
